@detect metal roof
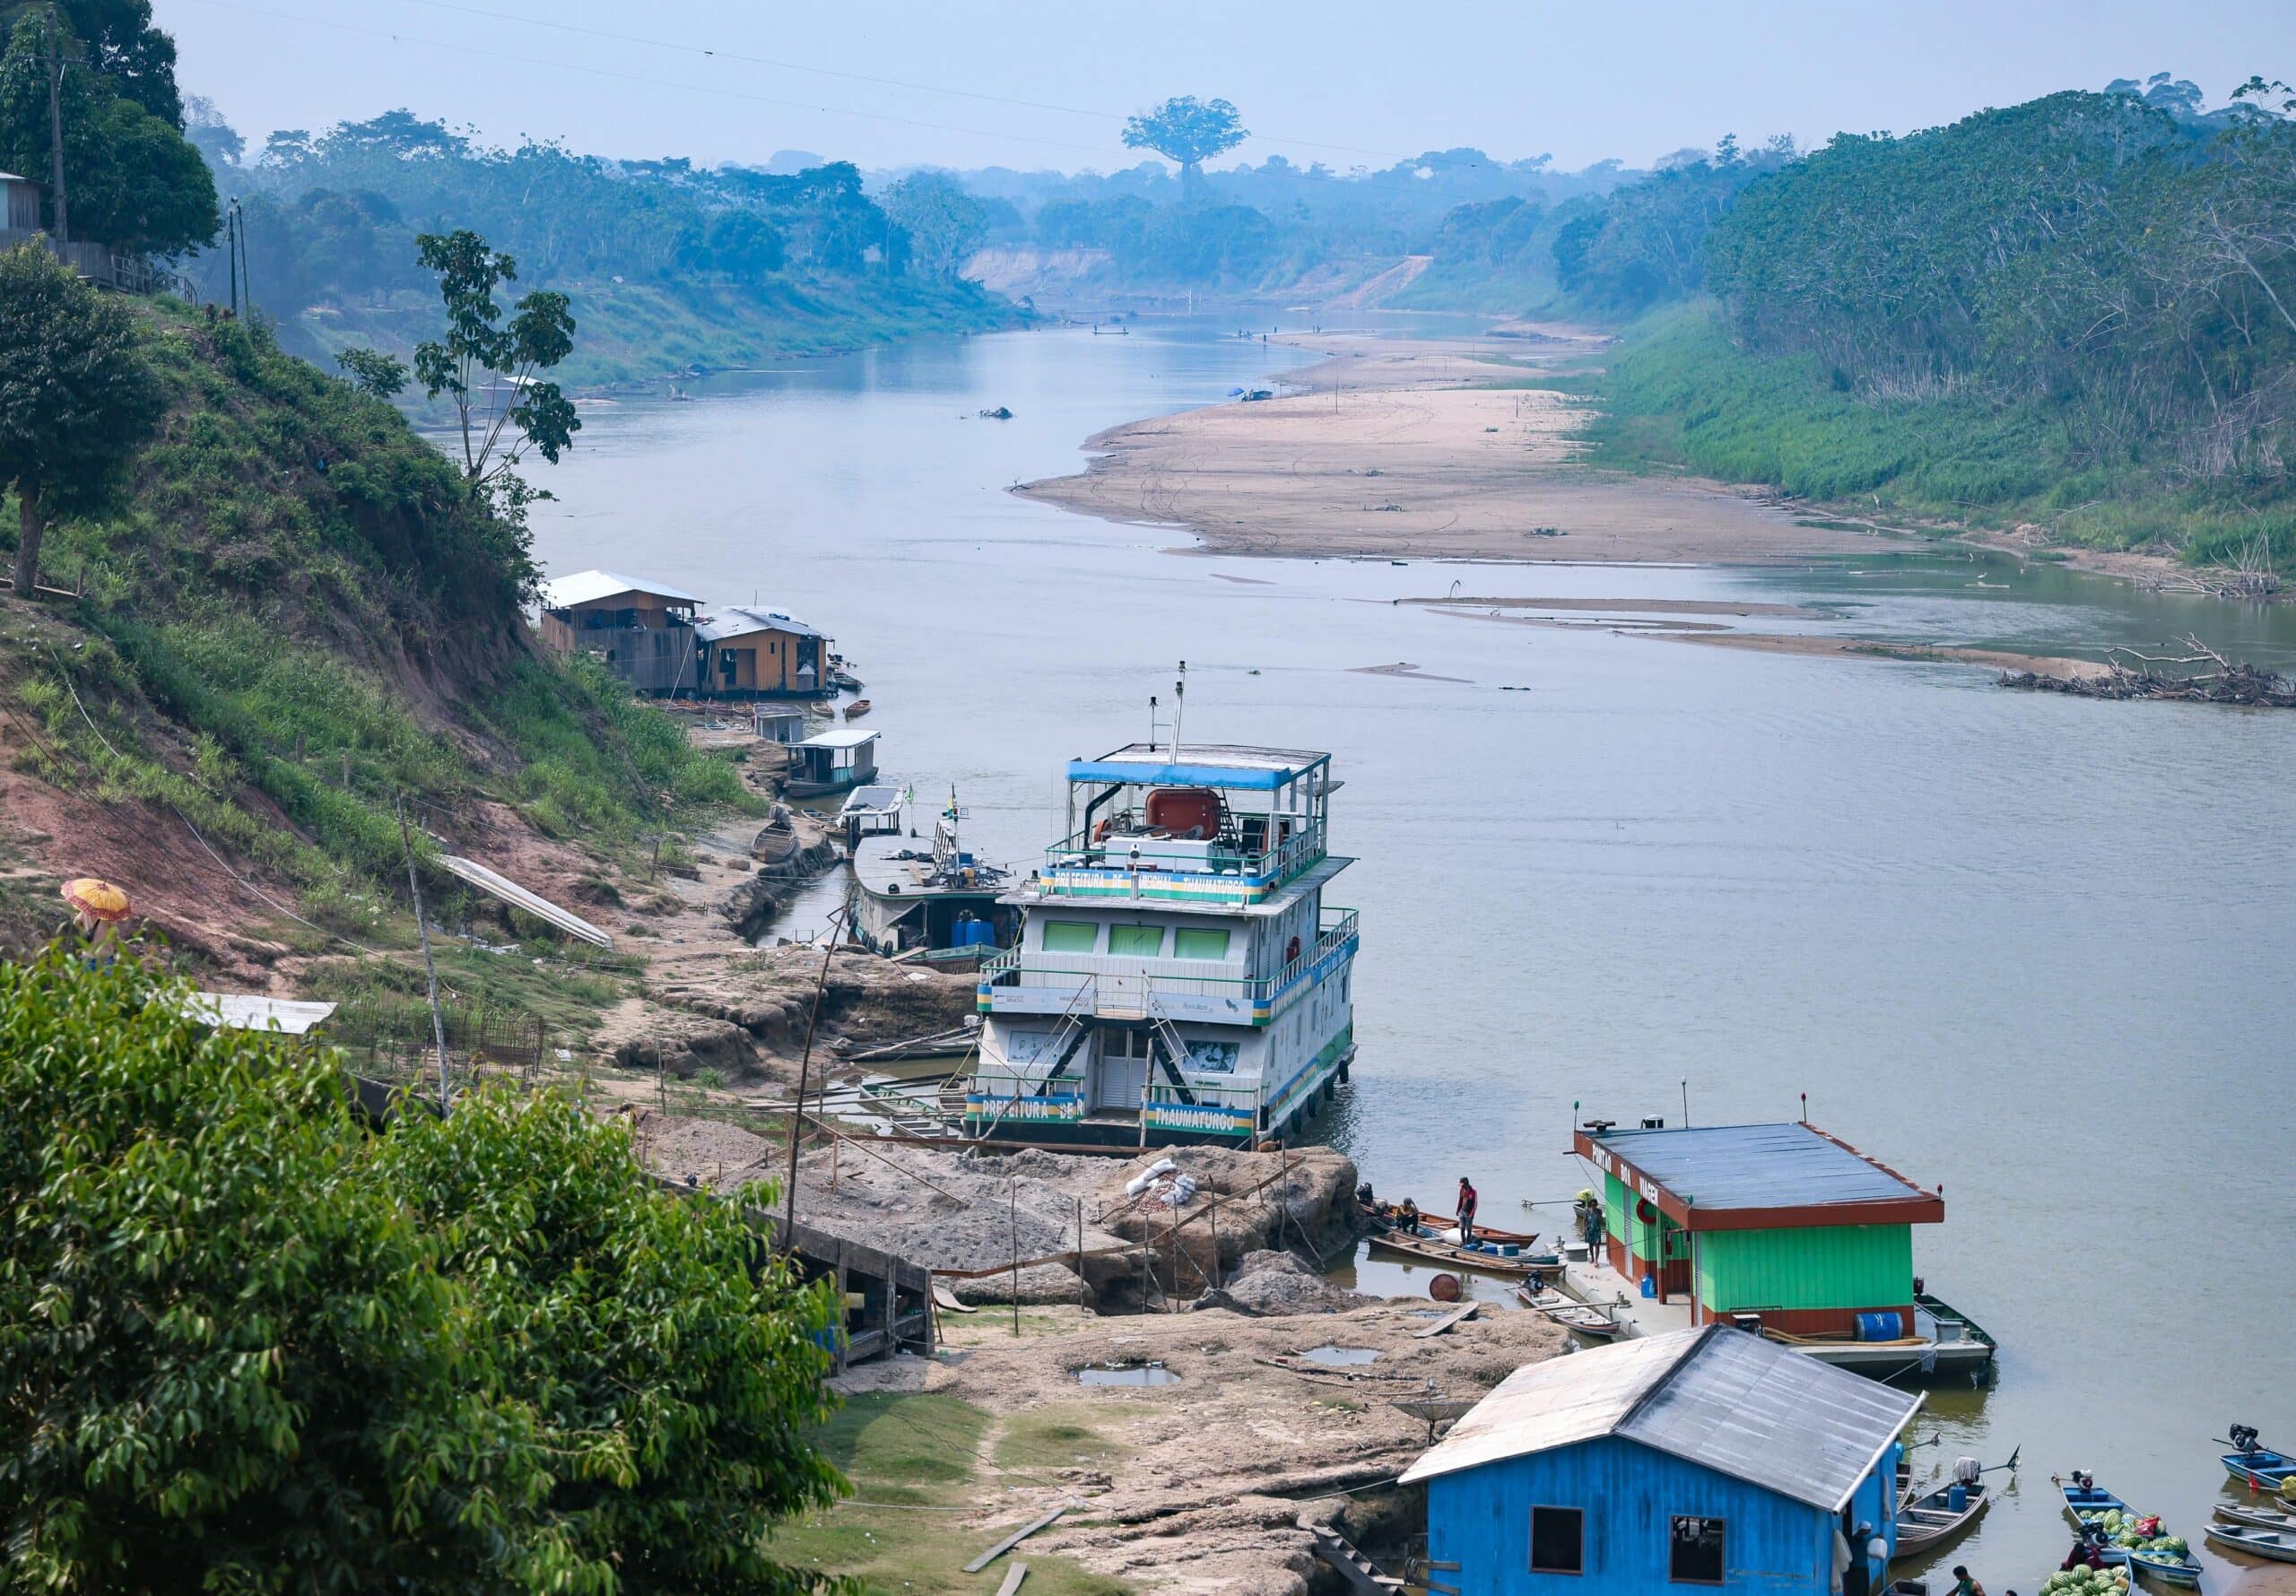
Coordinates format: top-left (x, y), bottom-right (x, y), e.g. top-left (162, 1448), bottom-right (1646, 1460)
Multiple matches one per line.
top-left (436, 854), bottom-right (613, 948)
top-left (538, 569), bottom-right (702, 610)
top-left (838, 784), bottom-right (906, 815)
top-left (177, 993), bottom-right (339, 1036)
top-left (797, 729), bottom-right (879, 750)
top-left (1586, 1122), bottom-right (1933, 1214)
top-left (1400, 1326), bottom-right (1920, 1512)
top-left (695, 605), bottom-right (825, 642)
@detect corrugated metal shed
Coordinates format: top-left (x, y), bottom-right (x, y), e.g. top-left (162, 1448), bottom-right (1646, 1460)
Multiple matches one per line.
top-left (539, 569), bottom-right (702, 610)
top-left (1401, 1326), bottom-right (1919, 1512)
top-left (1587, 1123), bottom-right (1931, 1212)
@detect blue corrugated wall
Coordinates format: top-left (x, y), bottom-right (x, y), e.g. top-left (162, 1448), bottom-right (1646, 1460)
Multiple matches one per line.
top-left (1427, 1436), bottom-right (1900, 1596)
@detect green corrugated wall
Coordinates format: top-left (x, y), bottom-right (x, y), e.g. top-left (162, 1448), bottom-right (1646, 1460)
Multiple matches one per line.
top-left (1693, 1224), bottom-right (1913, 1311)
top-left (1604, 1172), bottom-right (1689, 1264)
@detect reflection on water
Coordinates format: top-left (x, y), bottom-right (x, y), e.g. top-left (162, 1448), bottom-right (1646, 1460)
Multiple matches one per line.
top-left (530, 322), bottom-right (2295, 1587)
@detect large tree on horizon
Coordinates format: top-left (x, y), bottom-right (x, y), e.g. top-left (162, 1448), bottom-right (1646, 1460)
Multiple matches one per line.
top-left (1123, 94), bottom-right (1248, 198)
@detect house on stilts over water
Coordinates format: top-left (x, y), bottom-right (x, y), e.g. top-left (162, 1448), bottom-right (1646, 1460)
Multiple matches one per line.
top-left (967, 731), bottom-right (1359, 1147)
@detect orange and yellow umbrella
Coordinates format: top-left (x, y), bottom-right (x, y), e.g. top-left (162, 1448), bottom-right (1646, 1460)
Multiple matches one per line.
top-left (61, 878), bottom-right (132, 924)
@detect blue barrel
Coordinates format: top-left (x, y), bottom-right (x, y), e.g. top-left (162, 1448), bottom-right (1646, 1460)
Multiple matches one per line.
top-left (1947, 1484), bottom-right (1968, 1513)
top-left (1500, 1245), bottom-right (1519, 1258)
top-left (1856, 1311), bottom-right (1904, 1341)
top-left (1639, 1275), bottom-right (1657, 1298)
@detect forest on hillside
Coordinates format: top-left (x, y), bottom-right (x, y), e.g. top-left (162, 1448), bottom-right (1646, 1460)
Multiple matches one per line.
top-left (183, 107), bottom-right (1016, 382)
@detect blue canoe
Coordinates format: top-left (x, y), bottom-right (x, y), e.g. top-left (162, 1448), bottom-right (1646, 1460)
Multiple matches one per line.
top-left (2224, 1450), bottom-right (2296, 1489)
top-left (2059, 1479), bottom-right (2201, 1585)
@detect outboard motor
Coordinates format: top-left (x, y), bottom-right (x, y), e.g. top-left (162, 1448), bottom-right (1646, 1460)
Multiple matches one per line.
top-left (2231, 1424), bottom-right (2262, 1455)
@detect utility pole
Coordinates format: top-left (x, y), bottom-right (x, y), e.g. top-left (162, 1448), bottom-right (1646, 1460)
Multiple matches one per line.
top-left (43, 5), bottom-right (69, 246)
top-left (225, 201), bottom-right (239, 318)
top-left (397, 794), bottom-right (452, 1115)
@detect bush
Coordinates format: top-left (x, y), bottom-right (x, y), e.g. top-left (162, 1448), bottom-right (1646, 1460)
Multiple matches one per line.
top-left (0, 946), bottom-right (846, 1592)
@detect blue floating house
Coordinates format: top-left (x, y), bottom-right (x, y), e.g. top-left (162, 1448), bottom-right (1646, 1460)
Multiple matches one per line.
top-left (1402, 1325), bottom-right (1920, 1596)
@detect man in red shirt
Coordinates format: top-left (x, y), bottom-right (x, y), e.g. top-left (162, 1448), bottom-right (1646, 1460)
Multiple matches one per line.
top-left (1457, 1176), bottom-right (1479, 1247)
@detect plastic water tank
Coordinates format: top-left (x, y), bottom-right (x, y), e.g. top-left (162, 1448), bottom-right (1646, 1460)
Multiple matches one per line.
top-left (1639, 1275), bottom-right (1657, 1299)
top-left (1144, 787), bottom-right (1222, 839)
top-left (1947, 1484), bottom-right (1968, 1514)
top-left (1856, 1311), bottom-right (1904, 1341)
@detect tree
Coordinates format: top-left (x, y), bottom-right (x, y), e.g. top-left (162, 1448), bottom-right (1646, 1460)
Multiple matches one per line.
top-left (879, 170), bottom-right (987, 278)
top-left (411, 229), bottom-right (579, 501)
top-left (182, 91), bottom-right (241, 170)
top-left (0, 9), bottom-right (216, 254)
top-left (335, 343), bottom-right (408, 398)
top-left (1122, 95), bottom-right (1248, 196)
top-left (0, 944), bottom-right (849, 1592)
top-left (0, 243), bottom-right (162, 594)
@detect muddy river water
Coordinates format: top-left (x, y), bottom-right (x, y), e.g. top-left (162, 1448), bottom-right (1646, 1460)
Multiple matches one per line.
top-left (530, 321), bottom-right (2296, 1587)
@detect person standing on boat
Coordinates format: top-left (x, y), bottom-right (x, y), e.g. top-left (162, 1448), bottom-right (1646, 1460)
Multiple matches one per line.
top-left (1456, 1177), bottom-right (1479, 1247)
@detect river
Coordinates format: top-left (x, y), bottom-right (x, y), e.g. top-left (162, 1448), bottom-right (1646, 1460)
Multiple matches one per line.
top-left (529, 321), bottom-right (2296, 1589)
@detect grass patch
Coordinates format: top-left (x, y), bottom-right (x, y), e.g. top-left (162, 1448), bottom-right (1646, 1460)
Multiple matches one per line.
top-left (1585, 302), bottom-right (2296, 564)
top-left (992, 1406), bottom-right (1128, 1473)
top-left (774, 1393), bottom-right (1130, 1596)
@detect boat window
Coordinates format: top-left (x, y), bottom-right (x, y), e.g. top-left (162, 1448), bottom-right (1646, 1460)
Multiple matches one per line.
top-left (1174, 927), bottom-right (1231, 960)
top-left (1669, 1517), bottom-right (1725, 1585)
top-left (1109, 924), bottom-right (1163, 956)
top-left (1530, 1506), bottom-right (1584, 1574)
top-left (1042, 921), bottom-right (1099, 953)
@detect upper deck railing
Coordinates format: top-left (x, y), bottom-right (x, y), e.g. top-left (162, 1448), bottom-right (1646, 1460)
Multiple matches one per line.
top-left (1034, 820), bottom-right (1328, 904)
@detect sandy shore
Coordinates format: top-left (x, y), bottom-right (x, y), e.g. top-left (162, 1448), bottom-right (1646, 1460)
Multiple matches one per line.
top-left (1019, 329), bottom-right (1891, 566)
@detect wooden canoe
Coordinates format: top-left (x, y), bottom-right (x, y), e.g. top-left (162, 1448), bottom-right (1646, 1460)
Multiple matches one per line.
top-left (1367, 1227), bottom-right (1549, 1278)
top-left (844, 699), bottom-right (873, 720)
top-left (1894, 1478), bottom-right (1990, 1557)
top-left (1360, 1199), bottom-right (1536, 1248)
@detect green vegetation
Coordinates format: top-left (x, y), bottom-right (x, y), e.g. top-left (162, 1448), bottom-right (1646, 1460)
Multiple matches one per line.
top-left (1122, 95), bottom-right (1248, 196)
top-left (192, 110), bottom-right (1021, 384)
top-left (0, 244), bottom-right (165, 594)
top-left (777, 1392), bottom-right (1129, 1596)
top-left (0, 947), bottom-right (845, 1592)
top-left (0, 0), bottom-right (216, 255)
top-left (2, 298), bottom-right (758, 942)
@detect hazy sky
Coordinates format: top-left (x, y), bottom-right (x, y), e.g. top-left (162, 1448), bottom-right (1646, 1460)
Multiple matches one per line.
top-left (161, 0), bottom-right (2284, 174)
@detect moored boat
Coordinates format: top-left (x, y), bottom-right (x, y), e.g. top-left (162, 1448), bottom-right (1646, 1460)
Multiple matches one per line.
top-left (1367, 1226), bottom-right (1549, 1279)
top-left (2214, 1503), bottom-right (2296, 1534)
top-left (2058, 1475), bottom-right (2198, 1582)
top-left (1514, 1286), bottom-right (1625, 1341)
top-left (844, 698), bottom-right (873, 720)
top-left (2222, 1430), bottom-right (2296, 1490)
top-left (2207, 1522), bottom-right (2296, 1565)
top-left (1361, 1197), bottom-right (1536, 1248)
top-left (1894, 1475), bottom-right (1991, 1557)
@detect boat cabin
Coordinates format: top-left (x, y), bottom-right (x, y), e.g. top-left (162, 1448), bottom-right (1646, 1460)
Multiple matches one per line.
top-left (538, 569), bottom-right (703, 696)
top-left (1576, 1120), bottom-right (1944, 1340)
top-left (837, 784), bottom-right (908, 846)
top-left (968, 742), bottom-right (1360, 1147)
top-left (786, 729), bottom-right (880, 798)
top-left (695, 605), bottom-right (833, 699)
top-left (1404, 1325), bottom-right (1916, 1596)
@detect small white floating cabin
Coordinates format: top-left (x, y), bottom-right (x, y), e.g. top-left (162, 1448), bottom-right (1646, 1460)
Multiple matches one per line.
top-left (785, 728), bottom-right (880, 798)
top-left (967, 742), bottom-right (1359, 1147)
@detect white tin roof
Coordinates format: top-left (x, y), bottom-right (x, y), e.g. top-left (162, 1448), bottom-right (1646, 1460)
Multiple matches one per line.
top-left (539, 568), bottom-right (701, 609)
top-left (178, 993), bottom-right (339, 1036)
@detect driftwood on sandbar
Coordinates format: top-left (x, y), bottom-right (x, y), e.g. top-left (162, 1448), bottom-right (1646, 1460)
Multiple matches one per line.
top-left (1998, 635), bottom-right (2296, 708)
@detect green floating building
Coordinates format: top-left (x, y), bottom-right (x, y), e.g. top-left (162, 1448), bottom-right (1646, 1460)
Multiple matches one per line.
top-left (1570, 1120), bottom-right (1995, 1381)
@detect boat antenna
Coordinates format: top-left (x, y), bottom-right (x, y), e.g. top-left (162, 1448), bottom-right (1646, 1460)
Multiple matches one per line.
top-left (1148, 692), bottom-right (1158, 746)
top-left (1171, 661), bottom-right (1186, 758)
top-left (1681, 1079), bottom-right (1690, 1128)
top-left (1799, 1090), bottom-right (1807, 1124)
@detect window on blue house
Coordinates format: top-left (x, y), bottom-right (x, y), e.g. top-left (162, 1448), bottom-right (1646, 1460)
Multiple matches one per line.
top-left (1530, 1506), bottom-right (1583, 1574)
top-left (1669, 1516), bottom-right (1726, 1584)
